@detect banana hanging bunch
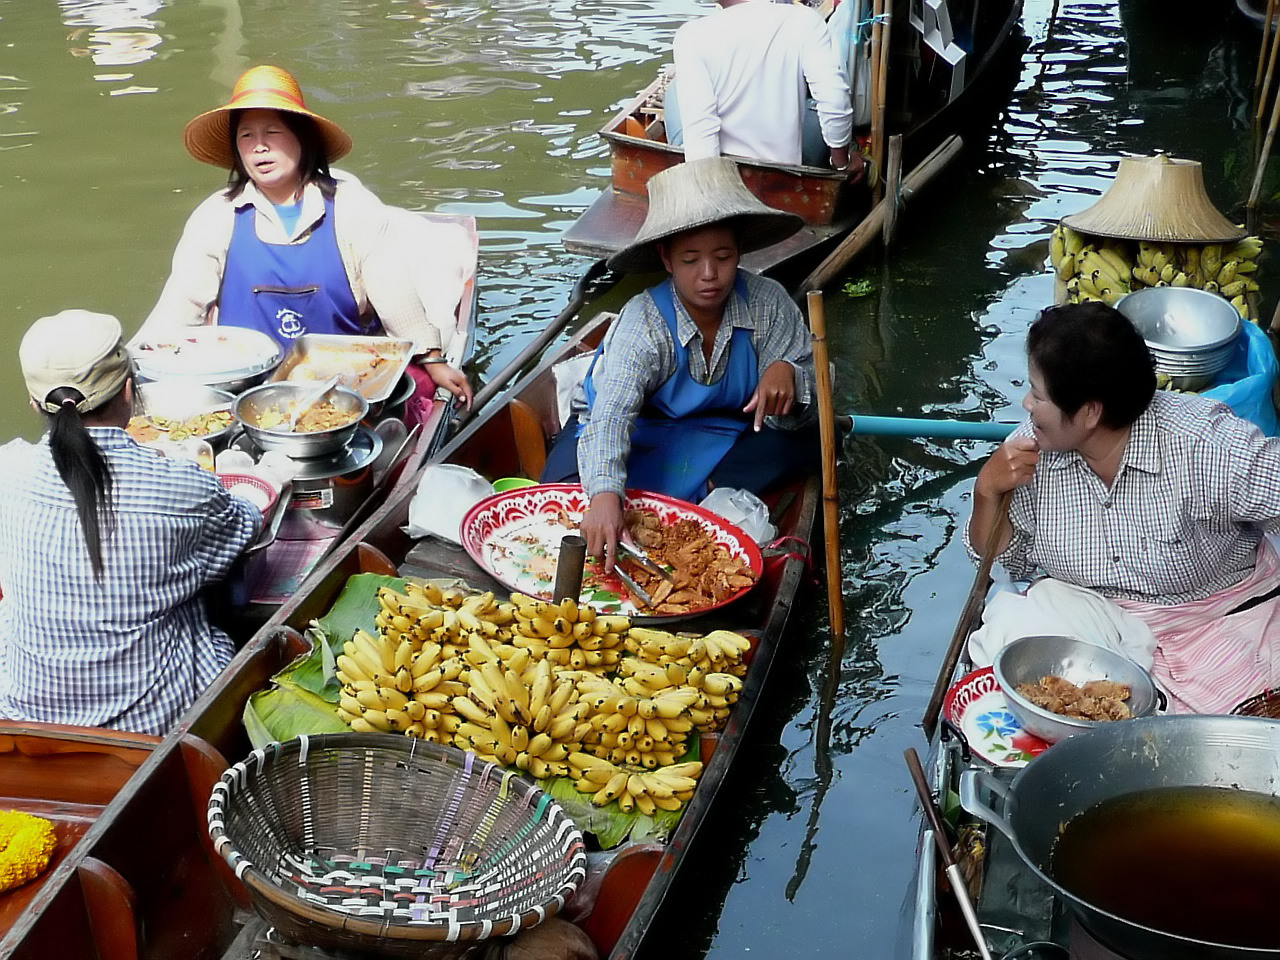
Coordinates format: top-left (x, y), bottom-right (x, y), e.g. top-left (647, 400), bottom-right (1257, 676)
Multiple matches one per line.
top-left (1130, 241), bottom-right (1185, 289)
top-left (568, 752), bottom-right (703, 815)
top-left (1064, 241), bottom-right (1133, 306)
top-left (451, 644), bottom-right (591, 779)
top-left (1197, 236), bottom-right (1263, 320)
top-left (335, 628), bottom-right (467, 741)
top-left (623, 626), bottom-right (751, 732)
top-left (574, 670), bottom-right (701, 769)
top-left (1049, 223), bottom-right (1087, 281)
top-left (507, 593), bottom-right (628, 673)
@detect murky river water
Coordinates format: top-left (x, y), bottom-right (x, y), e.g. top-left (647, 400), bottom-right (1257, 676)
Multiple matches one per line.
top-left (0, 0), bottom-right (1270, 956)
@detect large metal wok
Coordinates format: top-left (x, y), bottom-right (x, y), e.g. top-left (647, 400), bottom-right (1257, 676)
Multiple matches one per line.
top-left (959, 714), bottom-right (1280, 960)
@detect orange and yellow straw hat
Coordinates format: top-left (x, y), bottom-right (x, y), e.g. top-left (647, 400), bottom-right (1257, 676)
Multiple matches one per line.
top-left (183, 64), bottom-right (353, 168)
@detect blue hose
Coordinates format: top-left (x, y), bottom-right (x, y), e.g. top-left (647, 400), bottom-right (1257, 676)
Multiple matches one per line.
top-left (841, 415), bottom-right (1016, 441)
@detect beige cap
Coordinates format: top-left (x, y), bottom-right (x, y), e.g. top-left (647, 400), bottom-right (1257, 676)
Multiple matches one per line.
top-left (20, 310), bottom-right (131, 414)
top-left (607, 157), bottom-right (804, 273)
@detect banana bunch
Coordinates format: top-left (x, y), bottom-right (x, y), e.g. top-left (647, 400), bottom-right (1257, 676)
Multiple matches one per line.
top-left (336, 628), bottom-right (466, 741)
top-left (568, 752), bottom-right (703, 815)
top-left (1049, 223), bottom-right (1086, 281)
top-left (574, 670), bottom-right (701, 768)
top-left (451, 649), bottom-right (591, 779)
top-left (373, 582), bottom-right (507, 656)
top-left (1198, 237), bottom-right (1263, 320)
top-left (507, 593), bottom-right (628, 672)
top-left (625, 627), bottom-right (752, 679)
top-left (1065, 243), bottom-right (1132, 306)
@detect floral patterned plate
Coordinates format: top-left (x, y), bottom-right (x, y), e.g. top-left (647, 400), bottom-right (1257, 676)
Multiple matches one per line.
top-left (942, 667), bottom-right (1050, 768)
top-left (459, 483), bottom-right (762, 621)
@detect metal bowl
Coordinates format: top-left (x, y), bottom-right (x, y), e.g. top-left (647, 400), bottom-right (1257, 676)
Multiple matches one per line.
top-left (1116, 287), bottom-right (1243, 390)
top-left (130, 327), bottom-right (282, 394)
top-left (993, 634), bottom-right (1161, 743)
top-left (232, 381), bottom-right (368, 458)
top-left (130, 380), bottom-right (237, 449)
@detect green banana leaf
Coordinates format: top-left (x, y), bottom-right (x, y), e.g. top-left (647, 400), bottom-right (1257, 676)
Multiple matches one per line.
top-left (537, 776), bottom-right (682, 848)
top-left (243, 684), bottom-right (349, 749)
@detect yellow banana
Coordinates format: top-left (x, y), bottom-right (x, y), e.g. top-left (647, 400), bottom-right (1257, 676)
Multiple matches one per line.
top-left (591, 771), bottom-right (630, 805)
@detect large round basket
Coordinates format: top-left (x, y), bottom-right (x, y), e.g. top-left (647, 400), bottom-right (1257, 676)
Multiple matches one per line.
top-left (207, 734), bottom-right (587, 959)
top-left (1231, 688), bottom-right (1280, 717)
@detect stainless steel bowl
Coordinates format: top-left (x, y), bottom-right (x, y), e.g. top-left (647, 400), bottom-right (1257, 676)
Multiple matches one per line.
top-left (132, 380), bottom-right (237, 448)
top-left (232, 382), bottom-right (368, 457)
top-left (1116, 287), bottom-right (1243, 390)
top-left (993, 634), bottom-right (1160, 743)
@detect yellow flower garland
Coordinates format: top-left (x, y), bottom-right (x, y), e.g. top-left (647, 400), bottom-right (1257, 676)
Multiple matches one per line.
top-left (0, 810), bottom-right (57, 893)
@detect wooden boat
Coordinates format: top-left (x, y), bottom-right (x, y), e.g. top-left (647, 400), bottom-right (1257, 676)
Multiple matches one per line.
top-left (562, 0), bottom-right (1027, 280)
top-left (0, 309), bottom-right (820, 960)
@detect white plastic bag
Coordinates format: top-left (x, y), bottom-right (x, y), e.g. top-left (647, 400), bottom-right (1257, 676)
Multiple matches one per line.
top-left (406, 464), bottom-right (494, 543)
top-left (699, 487), bottom-right (776, 545)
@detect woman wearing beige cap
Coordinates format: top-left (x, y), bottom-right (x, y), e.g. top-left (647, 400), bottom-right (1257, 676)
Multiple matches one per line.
top-left (541, 157), bottom-right (820, 569)
top-left (139, 64), bottom-right (471, 411)
top-left (0, 310), bottom-right (262, 735)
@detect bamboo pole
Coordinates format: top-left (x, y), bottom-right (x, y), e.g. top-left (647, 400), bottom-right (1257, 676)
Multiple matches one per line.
top-left (1248, 79), bottom-right (1280, 235)
top-left (807, 290), bottom-right (845, 645)
top-left (921, 490), bottom-right (1011, 738)
top-left (1256, 0), bottom-right (1277, 109)
top-left (1257, 0), bottom-right (1280, 136)
top-left (872, 0), bottom-right (893, 205)
top-left (868, 0), bottom-right (886, 204)
top-left (798, 135), bottom-right (964, 294)
top-left (882, 134), bottom-right (903, 247)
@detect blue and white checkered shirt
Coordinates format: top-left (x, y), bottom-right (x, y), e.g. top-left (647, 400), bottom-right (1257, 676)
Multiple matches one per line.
top-left (0, 428), bottom-right (261, 734)
top-left (573, 270), bottom-right (815, 499)
top-left (971, 392), bottom-right (1280, 604)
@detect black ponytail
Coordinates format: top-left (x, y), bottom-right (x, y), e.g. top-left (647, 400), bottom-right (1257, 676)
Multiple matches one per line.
top-left (44, 387), bottom-right (115, 578)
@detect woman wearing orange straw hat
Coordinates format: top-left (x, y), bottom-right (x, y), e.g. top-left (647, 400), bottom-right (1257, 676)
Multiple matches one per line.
top-left (140, 65), bottom-right (472, 409)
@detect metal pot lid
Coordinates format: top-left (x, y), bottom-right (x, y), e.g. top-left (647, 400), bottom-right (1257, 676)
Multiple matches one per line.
top-left (286, 425), bottom-right (383, 480)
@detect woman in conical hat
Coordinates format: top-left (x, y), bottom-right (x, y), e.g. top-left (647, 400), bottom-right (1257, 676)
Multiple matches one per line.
top-left (541, 157), bottom-right (820, 569)
top-left (139, 65), bottom-right (471, 411)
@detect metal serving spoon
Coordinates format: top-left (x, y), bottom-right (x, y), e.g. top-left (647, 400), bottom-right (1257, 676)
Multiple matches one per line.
top-left (286, 375), bottom-right (341, 432)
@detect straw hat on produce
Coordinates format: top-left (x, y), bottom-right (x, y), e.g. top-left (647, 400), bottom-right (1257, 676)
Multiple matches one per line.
top-left (20, 310), bottom-right (130, 415)
top-left (1061, 155), bottom-right (1245, 243)
top-left (183, 64), bottom-right (353, 168)
top-left (607, 157), bottom-right (804, 273)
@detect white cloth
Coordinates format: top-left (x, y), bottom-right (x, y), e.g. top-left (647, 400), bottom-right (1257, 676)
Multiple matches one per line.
top-left (405, 464), bottom-right (494, 544)
top-left (967, 578), bottom-right (1158, 672)
top-left (674, 0), bottom-right (852, 165)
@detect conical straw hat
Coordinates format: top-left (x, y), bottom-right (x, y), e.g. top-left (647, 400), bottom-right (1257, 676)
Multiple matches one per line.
top-left (1061, 155), bottom-right (1245, 243)
top-left (607, 158), bottom-right (804, 273)
top-left (184, 65), bottom-right (353, 168)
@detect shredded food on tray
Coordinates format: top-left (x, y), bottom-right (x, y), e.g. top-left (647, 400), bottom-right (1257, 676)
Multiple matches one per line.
top-left (127, 410), bottom-right (234, 443)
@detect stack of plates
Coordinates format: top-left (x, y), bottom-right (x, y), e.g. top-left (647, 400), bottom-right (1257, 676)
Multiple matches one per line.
top-left (1115, 287), bottom-right (1242, 390)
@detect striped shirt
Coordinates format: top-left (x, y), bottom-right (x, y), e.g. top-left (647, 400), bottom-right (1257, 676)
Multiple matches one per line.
top-left (573, 270), bottom-right (816, 499)
top-left (981, 391), bottom-right (1280, 604)
top-left (0, 428), bottom-right (261, 734)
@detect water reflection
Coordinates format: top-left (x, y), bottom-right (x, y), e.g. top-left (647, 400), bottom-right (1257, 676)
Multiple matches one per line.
top-left (60, 0), bottom-right (164, 71)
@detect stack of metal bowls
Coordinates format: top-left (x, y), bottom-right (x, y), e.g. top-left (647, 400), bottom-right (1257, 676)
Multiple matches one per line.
top-left (1115, 287), bottom-right (1242, 391)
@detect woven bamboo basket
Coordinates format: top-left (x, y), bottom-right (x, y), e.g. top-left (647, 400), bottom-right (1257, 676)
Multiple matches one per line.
top-left (208, 734), bottom-right (588, 959)
top-left (1232, 688), bottom-right (1280, 718)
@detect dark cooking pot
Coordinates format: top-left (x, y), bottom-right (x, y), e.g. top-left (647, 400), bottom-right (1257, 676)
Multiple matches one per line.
top-left (959, 714), bottom-right (1280, 960)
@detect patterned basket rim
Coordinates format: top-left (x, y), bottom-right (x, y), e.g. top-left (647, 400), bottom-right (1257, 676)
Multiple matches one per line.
top-left (207, 733), bottom-right (587, 944)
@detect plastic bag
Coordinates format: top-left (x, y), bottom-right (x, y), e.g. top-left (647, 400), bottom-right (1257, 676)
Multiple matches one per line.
top-left (405, 464), bottom-right (494, 543)
top-left (699, 487), bottom-right (777, 544)
top-left (1202, 320), bottom-right (1280, 436)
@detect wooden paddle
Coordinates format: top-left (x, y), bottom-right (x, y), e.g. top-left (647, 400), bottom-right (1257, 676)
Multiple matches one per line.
top-left (921, 489), bottom-right (1012, 738)
top-left (806, 290), bottom-right (845, 645)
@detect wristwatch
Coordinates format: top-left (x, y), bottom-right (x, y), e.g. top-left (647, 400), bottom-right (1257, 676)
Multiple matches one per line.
top-left (419, 355), bottom-right (449, 365)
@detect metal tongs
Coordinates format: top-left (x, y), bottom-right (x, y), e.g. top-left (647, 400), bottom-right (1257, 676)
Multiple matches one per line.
top-left (617, 540), bottom-right (674, 583)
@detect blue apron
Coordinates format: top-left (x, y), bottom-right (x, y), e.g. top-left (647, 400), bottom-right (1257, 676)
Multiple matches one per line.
top-left (583, 275), bottom-right (758, 503)
top-left (218, 194), bottom-right (369, 347)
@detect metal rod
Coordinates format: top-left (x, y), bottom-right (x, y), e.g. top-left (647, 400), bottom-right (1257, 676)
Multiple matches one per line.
top-left (552, 534), bottom-right (587, 602)
top-left (839, 414), bottom-right (1015, 441)
top-left (904, 748), bottom-right (994, 960)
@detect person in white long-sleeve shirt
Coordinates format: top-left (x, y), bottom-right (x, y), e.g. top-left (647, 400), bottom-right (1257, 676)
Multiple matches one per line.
top-left (668, 0), bottom-right (855, 170)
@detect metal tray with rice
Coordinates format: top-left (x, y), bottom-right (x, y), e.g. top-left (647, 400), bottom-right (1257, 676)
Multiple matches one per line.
top-left (268, 334), bottom-right (416, 403)
top-left (130, 327), bottom-right (282, 393)
top-left (993, 634), bottom-right (1161, 743)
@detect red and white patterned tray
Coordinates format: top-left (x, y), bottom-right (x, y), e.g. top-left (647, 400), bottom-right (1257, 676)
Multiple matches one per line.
top-left (460, 483), bottom-right (763, 620)
top-left (942, 667), bottom-right (1050, 768)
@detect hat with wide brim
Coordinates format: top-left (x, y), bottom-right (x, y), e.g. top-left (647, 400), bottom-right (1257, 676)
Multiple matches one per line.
top-left (183, 65), bottom-right (353, 169)
top-left (607, 157), bottom-right (805, 273)
top-left (1061, 155), bottom-right (1245, 243)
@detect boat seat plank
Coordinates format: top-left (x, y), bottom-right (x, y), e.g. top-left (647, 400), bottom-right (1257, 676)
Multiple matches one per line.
top-left (78, 856), bottom-right (140, 960)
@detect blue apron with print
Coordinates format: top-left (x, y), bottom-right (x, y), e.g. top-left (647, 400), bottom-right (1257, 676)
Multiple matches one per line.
top-left (583, 275), bottom-right (757, 503)
top-left (218, 194), bottom-right (370, 347)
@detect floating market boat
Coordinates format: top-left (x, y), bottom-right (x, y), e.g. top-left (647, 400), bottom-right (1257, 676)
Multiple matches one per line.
top-left (0, 307), bottom-right (820, 960)
top-left (563, 0), bottom-right (1028, 281)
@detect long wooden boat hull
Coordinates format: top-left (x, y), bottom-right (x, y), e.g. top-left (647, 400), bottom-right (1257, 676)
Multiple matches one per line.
top-left (563, 0), bottom-right (1027, 278)
top-left (1, 310), bottom-right (820, 960)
